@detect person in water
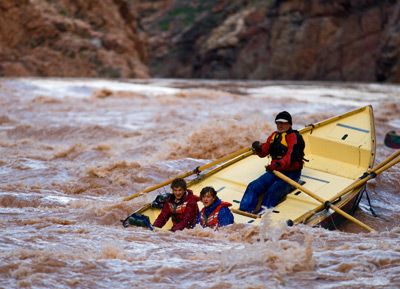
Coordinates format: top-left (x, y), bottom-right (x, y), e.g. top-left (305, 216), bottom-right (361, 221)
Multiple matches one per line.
top-left (197, 186), bottom-right (234, 228)
top-left (153, 178), bottom-right (199, 232)
top-left (239, 111), bottom-right (305, 214)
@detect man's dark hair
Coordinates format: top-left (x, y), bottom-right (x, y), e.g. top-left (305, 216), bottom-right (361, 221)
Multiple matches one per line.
top-left (200, 186), bottom-right (217, 198)
top-left (171, 178), bottom-right (187, 190)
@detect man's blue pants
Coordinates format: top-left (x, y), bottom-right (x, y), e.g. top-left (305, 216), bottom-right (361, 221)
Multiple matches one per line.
top-left (239, 170), bottom-right (301, 213)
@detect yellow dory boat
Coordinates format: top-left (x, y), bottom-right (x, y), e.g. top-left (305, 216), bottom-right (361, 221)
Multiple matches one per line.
top-left (126, 106), bottom-right (397, 231)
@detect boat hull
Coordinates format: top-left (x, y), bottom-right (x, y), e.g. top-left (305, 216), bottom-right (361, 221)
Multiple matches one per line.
top-left (134, 106), bottom-right (376, 230)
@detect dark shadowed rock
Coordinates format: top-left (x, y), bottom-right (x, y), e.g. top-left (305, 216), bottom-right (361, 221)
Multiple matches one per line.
top-left (140, 0), bottom-right (400, 82)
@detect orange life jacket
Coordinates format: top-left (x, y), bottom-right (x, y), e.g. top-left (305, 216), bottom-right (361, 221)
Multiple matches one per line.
top-left (199, 201), bottom-right (231, 228)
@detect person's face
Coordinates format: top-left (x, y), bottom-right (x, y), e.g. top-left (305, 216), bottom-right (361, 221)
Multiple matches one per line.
top-left (276, 121), bottom-right (291, 133)
top-left (172, 186), bottom-right (185, 200)
top-left (201, 192), bottom-right (216, 208)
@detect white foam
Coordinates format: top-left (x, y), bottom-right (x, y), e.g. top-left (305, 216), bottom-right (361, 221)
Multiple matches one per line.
top-left (247, 84), bottom-right (400, 106)
top-left (24, 78), bottom-right (181, 98)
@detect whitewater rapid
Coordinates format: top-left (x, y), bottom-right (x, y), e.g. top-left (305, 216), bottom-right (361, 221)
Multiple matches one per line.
top-left (0, 78), bottom-right (399, 288)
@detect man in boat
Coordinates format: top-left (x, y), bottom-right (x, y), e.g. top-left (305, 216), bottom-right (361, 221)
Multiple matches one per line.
top-left (153, 178), bottom-right (199, 232)
top-left (197, 186), bottom-right (234, 228)
top-left (239, 111), bottom-right (305, 214)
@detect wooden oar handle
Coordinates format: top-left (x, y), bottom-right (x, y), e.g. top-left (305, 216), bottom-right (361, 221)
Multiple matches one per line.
top-left (231, 208), bottom-right (260, 219)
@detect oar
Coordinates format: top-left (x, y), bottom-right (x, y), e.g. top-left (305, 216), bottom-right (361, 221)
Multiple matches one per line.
top-left (231, 208), bottom-right (259, 219)
top-left (187, 149), bottom-right (254, 187)
top-left (123, 147), bottom-right (252, 201)
top-left (295, 151), bottom-right (400, 224)
top-left (332, 154), bottom-right (400, 201)
top-left (272, 170), bottom-right (376, 232)
top-left (369, 149), bottom-right (400, 173)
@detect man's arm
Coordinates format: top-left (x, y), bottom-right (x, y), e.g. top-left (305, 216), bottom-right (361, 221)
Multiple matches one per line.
top-left (257, 133), bottom-right (274, 158)
top-left (153, 202), bottom-right (171, 229)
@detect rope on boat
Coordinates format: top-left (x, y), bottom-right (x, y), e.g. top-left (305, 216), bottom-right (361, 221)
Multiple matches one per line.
top-left (352, 186), bottom-right (378, 218)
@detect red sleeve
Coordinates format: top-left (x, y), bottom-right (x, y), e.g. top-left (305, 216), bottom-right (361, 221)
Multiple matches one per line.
top-left (153, 202), bottom-right (171, 229)
top-left (171, 199), bottom-right (199, 232)
top-left (257, 132), bottom-right (275, 158)
top-left (271, 132), bottom-right (298, 171)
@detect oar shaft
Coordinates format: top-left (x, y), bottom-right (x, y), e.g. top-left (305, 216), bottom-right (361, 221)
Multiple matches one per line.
top-left (231, 208), bottom-right (259, 219)
top-left (123, 147), bottom-right (252, 201)
top-left (124, 171), bottom-right (193, 201)
top-left (272, 171), bottom-right (323, 203)
top-left (375, 155), bottom-right (400, 175)
top-left (296, 152), bottom-right (400, 224)
top-left (187, 150), bottom-right (254, 187)
top-left (331, 154), bottom-right (399, 202)
top-left (272, 170), bottom-right (375, 232)
top-left (198, 147), bottom-right (252, 172)
top-left (370, 150), bottom-right (400, 172)
top-left (329, 203), bottom-right (375, 232)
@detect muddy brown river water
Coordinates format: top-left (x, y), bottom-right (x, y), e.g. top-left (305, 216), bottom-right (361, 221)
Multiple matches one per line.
top-left (0, 78), bottom-right (399, 288)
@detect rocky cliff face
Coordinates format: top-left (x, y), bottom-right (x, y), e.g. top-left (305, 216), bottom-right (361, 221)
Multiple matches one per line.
top-left (0, 0), bottom-right (148, 78)
top-left (1, 0), bottom-right (400, 82)
top-left (143, 0), bottom-right (400, 82)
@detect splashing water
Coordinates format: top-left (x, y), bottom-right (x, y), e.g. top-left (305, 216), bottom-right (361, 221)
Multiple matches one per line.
top-left (0, 78), bottom-right (399, 288)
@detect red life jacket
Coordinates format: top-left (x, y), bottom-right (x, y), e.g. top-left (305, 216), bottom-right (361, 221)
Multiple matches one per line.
top-left (168, 200), bottom-right (188, 224)
top-left (200, 201), bottom-right (231, 228)
top-left (269, 131), bottom-right (289, 159)
top-left (267, 129), bottom-right (305, 171)
top-left (153, 190), bottom-right (199, 231)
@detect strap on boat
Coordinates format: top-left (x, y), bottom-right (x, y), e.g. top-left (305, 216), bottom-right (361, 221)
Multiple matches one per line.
top-left (324, 201), bottom-right (332, 210)
top-left (364, 190), bottom-right (377, 217)
top-left (353, 172), bottom-right (378, 217)
top-left (193, 166), bottom-right (201, 175)
top-left (360, 171), bottom-right (377, 179)
top-left (306, 123), bottom-right (315, 134)
top-left (352, 186), bottom-right (378, 217)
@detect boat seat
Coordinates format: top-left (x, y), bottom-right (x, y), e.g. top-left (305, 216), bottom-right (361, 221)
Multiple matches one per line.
top-left (303, 134), bottom-right (370, 179)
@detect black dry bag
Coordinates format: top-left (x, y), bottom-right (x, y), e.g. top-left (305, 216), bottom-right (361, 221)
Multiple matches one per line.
top-left (121, 213), bottom-right (153, 230)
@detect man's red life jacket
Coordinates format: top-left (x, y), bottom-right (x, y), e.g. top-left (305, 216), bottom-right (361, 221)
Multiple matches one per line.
top-left (168, 200), bottom-right (189, 224)
top-left (153, 189), bottom-right (199, 231)
top-left (257, 129), bottom-right (305, 172)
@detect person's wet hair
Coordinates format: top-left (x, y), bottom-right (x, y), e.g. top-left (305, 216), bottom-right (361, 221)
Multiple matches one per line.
top-left (200, 186), bottom-right (217, 198)
top-left (171, 178), bottom-right (187, 190)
